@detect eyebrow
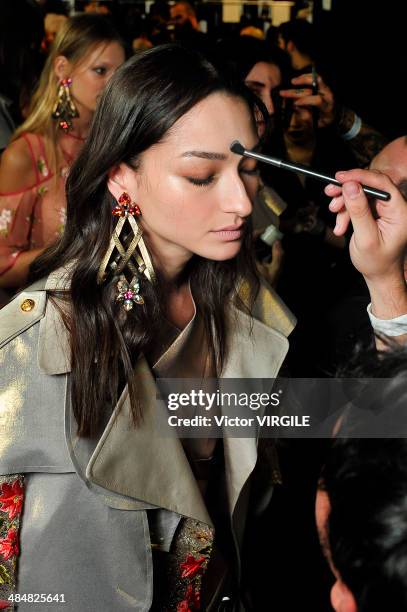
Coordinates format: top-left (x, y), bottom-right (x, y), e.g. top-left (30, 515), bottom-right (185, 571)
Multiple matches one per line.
top-left (181, 140), bottom-right (261, 161)
top-left (180, 151), bottom-right (228, 161)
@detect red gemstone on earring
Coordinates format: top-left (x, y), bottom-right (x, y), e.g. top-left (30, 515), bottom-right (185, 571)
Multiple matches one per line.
top-left (118, 192), bottom-right (131, 205)
top-left (112, 205), bottom-right (123, 217)
top-left (127, 204), bottom-right (141, 216)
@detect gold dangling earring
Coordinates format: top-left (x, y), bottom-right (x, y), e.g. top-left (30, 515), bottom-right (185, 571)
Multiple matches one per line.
top-left (97, 192), bottom-right (156, 311)
top-left (52, 78), bottom-right (79, 133)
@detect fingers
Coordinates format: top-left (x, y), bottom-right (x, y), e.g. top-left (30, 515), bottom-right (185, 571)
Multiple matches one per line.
top-left (333, 208), bottom-right (351, 236)
top-left (329, 197), bottom-right (345, 212)
top-left (293, 94), bottom-right (322, 109)
top-left (272, 240), bottom-right (284, 256)
top-left (339, 181), bottom-right (379, 247)
top-left (290, 74), bottom-right (319, 87)
top-left (279, 88), bottom-right (313, 99)
top-left (335, 169), bottom-right (396, 198)
top-left (325, 183), bottom-right (342, 198)
top-left (325, 177), bottom-right (379, 237)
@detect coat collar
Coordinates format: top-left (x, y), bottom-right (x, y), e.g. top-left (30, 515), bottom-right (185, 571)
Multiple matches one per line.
top-left (83, 304), bottom-right (290, 523)
top-left (37, 268), bottom-right (294, 523)
top-left (38, 271), bottom-right (295, 376)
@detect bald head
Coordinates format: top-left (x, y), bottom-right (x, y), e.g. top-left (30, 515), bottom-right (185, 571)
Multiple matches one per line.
top-left (370, 136), bottom-right (407, 279)
top-left (370, 136), bottom-right (407, 198)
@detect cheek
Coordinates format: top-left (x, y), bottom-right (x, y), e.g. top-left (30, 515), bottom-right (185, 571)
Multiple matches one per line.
top-left (72, 74), bottom-right (93, 102)
top-left (141, 176), bottom-right (213, 236)
top-left (78, 73), bottom-right (104, 103)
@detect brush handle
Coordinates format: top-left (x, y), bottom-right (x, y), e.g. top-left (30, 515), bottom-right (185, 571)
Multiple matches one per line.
top-left (279, 160), bottom-right (390, 201)
top-left (241, 149), bottom-right (390, 202)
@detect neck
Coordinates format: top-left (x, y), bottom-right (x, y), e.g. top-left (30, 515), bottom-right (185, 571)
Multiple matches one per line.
top-left (143, 230), bottom-right (192, 284)
top-left (292, 51), bottom-right (312, 71)
top-left (69, 106), bottom-right (93, 139)
top-left (285, 136), bottom-right (315, 166)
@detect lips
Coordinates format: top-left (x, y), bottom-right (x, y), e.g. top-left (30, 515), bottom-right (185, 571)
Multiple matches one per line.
top-left (214, 223), bottom-right (244, 232)
top-left (211, 224), bottom-right (245, 242)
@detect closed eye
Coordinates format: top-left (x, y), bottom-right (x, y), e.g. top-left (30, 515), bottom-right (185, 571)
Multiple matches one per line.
top-left (240, 166), bottom-right (259, 176)
top-left (187, 175), bottom-right (215, 187)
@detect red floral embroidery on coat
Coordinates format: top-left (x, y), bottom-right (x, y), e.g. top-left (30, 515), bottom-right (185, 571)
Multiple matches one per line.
top-left (177, 584), bottom-right (200, 612)
top-left (180, 554), bottom-right (206, 579)
top-left (0, 529), bottom-right (19, 561)
top-left (0, 476), bottom-right (24, 608)
top-left (0, 481), bottom-right (23, 520)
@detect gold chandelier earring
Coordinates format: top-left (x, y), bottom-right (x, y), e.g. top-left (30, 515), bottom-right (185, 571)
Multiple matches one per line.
top-left (97, 192), bottom-right (156, 311)
top-left (52, 78), bottom-right (79, 133)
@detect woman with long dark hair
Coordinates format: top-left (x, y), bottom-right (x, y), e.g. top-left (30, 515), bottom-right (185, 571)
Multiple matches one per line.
top-left (0, 44), bottom-right (295, 611)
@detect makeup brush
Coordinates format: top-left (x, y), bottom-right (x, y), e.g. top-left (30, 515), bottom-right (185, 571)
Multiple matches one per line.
top-left (230, 140), bottom-right (390, 201)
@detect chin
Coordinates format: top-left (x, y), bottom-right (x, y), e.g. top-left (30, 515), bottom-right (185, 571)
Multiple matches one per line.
top-left (202, 243), bottom-right (243, 262)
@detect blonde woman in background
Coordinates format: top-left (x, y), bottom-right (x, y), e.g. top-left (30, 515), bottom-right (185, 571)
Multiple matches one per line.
top-left (0, 13), bottom-right (125, 302)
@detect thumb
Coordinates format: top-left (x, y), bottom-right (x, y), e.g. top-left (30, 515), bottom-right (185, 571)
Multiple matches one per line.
top-left (342, 181), bottom-right (379, 248)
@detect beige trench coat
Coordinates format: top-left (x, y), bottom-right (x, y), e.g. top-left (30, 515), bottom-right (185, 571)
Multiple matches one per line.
top-left (0, 268), bottom-right (295, 611)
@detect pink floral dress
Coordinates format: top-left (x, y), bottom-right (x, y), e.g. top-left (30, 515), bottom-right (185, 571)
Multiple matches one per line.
top-left (0, 133), bottom-right (78, 279)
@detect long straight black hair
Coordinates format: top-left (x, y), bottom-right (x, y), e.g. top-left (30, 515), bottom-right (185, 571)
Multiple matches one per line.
top-left (31, 44), bottom-right (260, 437)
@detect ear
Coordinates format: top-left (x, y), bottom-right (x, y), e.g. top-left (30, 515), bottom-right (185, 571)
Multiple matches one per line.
top-left (331, 579), bottom-right (358, 612)
top-left (287, 40), bottom-right (295, 55)
top-left (54, 55), bottom-right (71, 80)
top-left (107, 163), bottom-right (139, 202)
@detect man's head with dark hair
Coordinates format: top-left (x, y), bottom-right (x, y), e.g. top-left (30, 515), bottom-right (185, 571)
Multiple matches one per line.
top-left (278, 19), bottom-right (316, 70)
top-left (213, 36), bottom-right (291, 128)
top-left (170, 1), bottom-right (198, 30)
top-left (278, 19), bottom-right (315, 56)
top-left (317, 348), bottom-right (407, 612)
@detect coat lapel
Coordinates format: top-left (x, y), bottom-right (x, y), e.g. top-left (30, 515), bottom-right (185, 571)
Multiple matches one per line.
top-left (85, 356), bottom-right (212, 526)
top-left (221, 302), bottom-right (290, 517)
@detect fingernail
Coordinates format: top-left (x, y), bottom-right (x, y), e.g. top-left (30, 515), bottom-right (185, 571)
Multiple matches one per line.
top-left (343, 182), bottom-right (360, 199)
top-left (336, 171), bottom-right (346, 180)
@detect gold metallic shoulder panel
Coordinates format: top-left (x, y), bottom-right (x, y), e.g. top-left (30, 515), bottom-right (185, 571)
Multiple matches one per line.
top-left (0, 290), bottom-right (47, 350)
top-left (237, 278), bottom-right (296, 338)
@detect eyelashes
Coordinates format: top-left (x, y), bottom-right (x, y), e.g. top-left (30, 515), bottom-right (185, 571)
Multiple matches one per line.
top-left (188, 176), bottom-right (214, 187)
top-left (187, 167), bottom-right (259, 188)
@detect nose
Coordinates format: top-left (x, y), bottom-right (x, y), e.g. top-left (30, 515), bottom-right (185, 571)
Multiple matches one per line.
top-left (221, 172), bottom-right (253, 218)
top-left (264, 92), bottom-right (274, 116)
